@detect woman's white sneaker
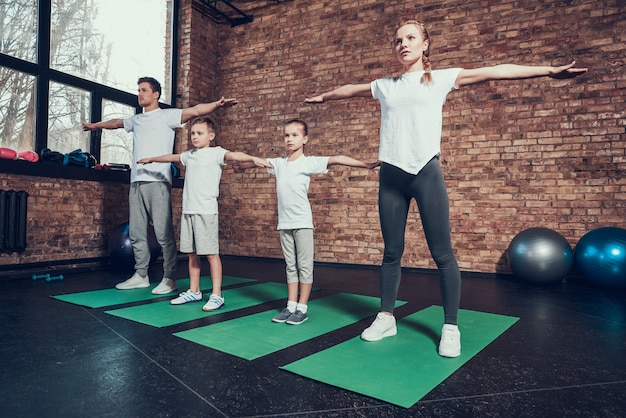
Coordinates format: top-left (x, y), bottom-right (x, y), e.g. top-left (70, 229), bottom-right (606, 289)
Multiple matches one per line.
top-left (438, 324), bottom-right (461, 358)
top-left (361, 312), bottom-right (397, 341)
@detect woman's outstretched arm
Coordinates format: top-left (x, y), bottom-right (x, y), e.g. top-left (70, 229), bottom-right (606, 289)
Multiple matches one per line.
top-left (304, 83), bottom-right (372, 103)
top-left (455, 61), bottom-right (588, 87)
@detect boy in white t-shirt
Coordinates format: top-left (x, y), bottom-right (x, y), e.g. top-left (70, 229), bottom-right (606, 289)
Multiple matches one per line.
top-left (83, 77), bottom-right (239, 296)
top-left (138, 117), bottom-right (271, 310)
top-left (240, 119), bottom-right (379, 324)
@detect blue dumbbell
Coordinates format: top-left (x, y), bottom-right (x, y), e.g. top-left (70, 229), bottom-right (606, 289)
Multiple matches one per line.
top-left (32, 273), bottom-right (64, 282)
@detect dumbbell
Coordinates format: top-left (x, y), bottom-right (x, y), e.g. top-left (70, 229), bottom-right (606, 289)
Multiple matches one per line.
top-left (32, 273), bottom-right (64, 282)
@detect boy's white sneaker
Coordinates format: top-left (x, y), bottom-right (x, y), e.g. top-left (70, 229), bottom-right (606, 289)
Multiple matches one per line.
top-left (202, 294), bottom-right (225, 311)
top-left (115, 273), bottom-right (150, 290)
top-left (170, 290), bottom-right (202, 305)
top-left (151, 278), bottom-right (178, 295)
top-left (361, 312), bottom-right (397, 341)
top-left (438, 324), bottom-right (461, 358)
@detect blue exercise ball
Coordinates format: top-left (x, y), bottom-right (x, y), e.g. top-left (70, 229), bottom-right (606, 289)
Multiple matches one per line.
top-left (107, 222), bottom-right (161, 271)
top-left (574, 227), bottom-right (626, 289)
top-left (507, 227), bottom-right (574, 285)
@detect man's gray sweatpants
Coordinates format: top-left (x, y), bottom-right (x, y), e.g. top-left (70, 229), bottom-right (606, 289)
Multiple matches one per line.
top-left (128, 181), bottom-right (177, 278)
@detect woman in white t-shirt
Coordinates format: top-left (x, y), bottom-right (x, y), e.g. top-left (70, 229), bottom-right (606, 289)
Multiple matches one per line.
top-left (305, 19), bottom-right (587, 357)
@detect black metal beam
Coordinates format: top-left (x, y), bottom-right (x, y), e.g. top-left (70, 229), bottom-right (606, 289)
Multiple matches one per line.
top-left (200, 0), bottom-right (254, 27)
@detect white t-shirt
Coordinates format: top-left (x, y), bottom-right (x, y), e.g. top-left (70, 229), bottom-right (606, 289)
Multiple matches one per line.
top-left (179, 146), bottom-right (229, 214)
top-left (124, 107), bottom-right (184, 183)
top-left (267, 155), bottom-right (330, 230)
top-left (371, 68), bottom-right (463, 174)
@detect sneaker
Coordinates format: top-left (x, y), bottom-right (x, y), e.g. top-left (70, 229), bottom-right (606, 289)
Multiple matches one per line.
top-left (285, 310), bottom-right (308, 325)
top-left (202, 294), bottom-right (224, 311)
top-left (361, 312), bottom-right (397, 341)
top-left (272, 308), bottom-right (294, 323)
top-left (151, 278), bottom-right (178, 295)
top-left (438, 324), bottom-right (461, 358)
top-left (115, 273), bottom-right (150, 290)
top-left (170, 289), bottom-right (202, 305)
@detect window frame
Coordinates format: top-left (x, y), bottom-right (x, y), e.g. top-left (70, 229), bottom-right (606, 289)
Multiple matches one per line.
top-left (0, 0), bottom-right (179, 182)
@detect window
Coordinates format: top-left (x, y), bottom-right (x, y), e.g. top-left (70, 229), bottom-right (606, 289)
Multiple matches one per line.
top-left (0, 1), bottom-right (37, 63)
top-left (100, 100), bottom-right (134, 165)
top-left (0, 0), bottom-right (177, 167)
top-left (48, 81), bottom-right (90, 153)
top-left (49, 0), bottom-right (172, 101)
top-left (0, 67), bottom-right (36, 152)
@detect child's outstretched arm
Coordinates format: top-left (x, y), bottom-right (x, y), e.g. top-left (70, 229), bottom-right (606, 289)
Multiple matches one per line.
top-left (304, 83), bottom-right (372, 103)
top-left (225, 152), bottom-right (273, 169)
top-left (456, 61), bottom-right (588, 87)
top-left (328, 155), bottom-right (380, 169)
top-left (181, 96), bottom-right (238, 123)
top-left (82, 119), bottom-right (124, 131)
top-left (137, 154), bottom-right (181, 164)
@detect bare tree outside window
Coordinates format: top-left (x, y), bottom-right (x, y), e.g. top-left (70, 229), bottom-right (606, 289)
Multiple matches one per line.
top-left (0, 68), bottom-right (36, 152)
top-left (101, 100), bottom-right (134, 164)
top-left (0, 0), bottom-right (37, 152)
top-left (0, 0), bottom-right (37, 62)
top-left (1, 0), bottom-right (172, 165)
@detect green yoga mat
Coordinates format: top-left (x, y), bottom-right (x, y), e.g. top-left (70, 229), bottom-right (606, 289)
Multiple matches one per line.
top-left (52, 276), bottom-right (255, 308)
top-left (174, 293), bottom-right (407, 360)
top-left (281, 305), bottom-right (519, 408)
top-left (105, 282), bottom-right (290, 327)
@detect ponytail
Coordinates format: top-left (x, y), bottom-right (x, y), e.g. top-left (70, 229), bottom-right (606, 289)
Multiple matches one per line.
top-left (421, 52), bottom-right (433, 85)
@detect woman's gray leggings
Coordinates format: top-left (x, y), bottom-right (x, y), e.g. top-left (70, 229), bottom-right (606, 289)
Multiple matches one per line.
top-left (378, 158), bottom-right (461, 325)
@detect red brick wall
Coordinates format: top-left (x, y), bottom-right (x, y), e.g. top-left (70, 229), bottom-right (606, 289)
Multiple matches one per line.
top-left (2, 0), bottom-right (624, 276)
top-left (0, 174), bottom-right (183, 267)
top-left (204, 0), bottom-right (626, 273)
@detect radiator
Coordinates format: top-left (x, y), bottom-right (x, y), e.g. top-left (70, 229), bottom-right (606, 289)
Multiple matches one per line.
top-left (0, 190), bottom-right (29, 252)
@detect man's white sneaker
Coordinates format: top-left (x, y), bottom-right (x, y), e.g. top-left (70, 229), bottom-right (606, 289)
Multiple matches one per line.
top-left (115, 273), bottom-right (150, 290)
top-left (438, 324), bottom-right (461, 358)
top-left (361, 312), bottom-right (397, 341)
top-left (170, 289), bottom-right (202, 305)
top-left (151, 278), bottom-right (178, 295)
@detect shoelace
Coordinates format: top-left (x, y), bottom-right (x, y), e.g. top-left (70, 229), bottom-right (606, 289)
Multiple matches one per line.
top-left (371, 317), bottom-right (391, 330)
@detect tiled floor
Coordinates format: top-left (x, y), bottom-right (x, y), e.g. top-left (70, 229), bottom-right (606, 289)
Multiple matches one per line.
top-left (1, 256), bottom-right (625, 417)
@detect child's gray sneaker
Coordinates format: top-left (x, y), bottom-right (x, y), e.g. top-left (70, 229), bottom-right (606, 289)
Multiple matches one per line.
top-left (286, 310), bottom-right (308, 325)
top-left (272, 308), bottom-right (293, 323)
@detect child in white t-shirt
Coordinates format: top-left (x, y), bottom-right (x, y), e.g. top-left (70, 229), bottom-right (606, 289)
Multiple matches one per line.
top-left (239, 118), bottom-right (379, 325)
top-left (138, 117), bottom-right (271, 311)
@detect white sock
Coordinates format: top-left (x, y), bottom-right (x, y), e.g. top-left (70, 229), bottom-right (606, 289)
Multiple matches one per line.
top-left (287, 301), bottom-right (297, 313)
top-left (296, 303), bottom-right (308, 314)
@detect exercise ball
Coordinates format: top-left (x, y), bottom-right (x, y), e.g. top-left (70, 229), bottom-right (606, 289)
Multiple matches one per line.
top-left (507, 227), bottom-right (573, 285)
top-left (107, 222), bottom-right (161, 271)
top-left (574, 227), bottom-right (626, 289)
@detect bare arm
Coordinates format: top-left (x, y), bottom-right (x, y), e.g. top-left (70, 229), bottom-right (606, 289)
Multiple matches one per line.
top-left (328, 155), bottom-right (380, 169)
top-left (455, 61), bottom-right (588, 87)
top-left (137, 154), bottom-right (181, 164)
top-left (304, 83), bottom-right (372, 103)
top-left (181, 96), bottom-right (238, 123)
top-left (82, 119), bottom-right (124, 131)
top-left (225, 152), bottom-right (273, 168)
